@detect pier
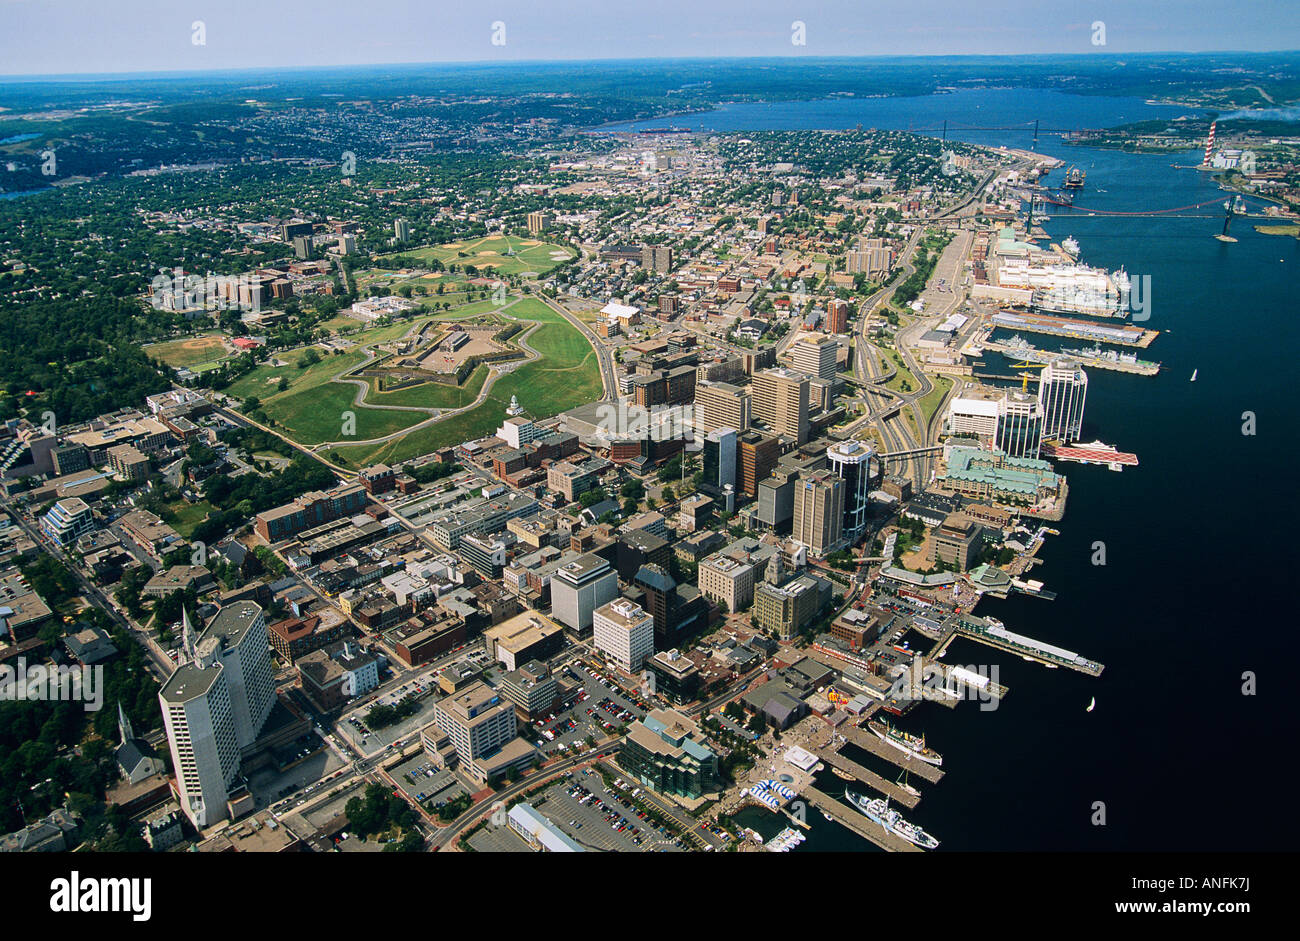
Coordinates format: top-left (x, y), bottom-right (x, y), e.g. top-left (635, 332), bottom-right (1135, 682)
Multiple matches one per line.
top-left (813, 748), bottom-right (922, 809)
top-left (956, 618), bottom-right (1105, 676)
top-left (991, 310), bottom-right (1159, 348)
top-left (840, 726), bottom-right (946, 784)
top-left (981, 337), bottom-right (1159, 375)
top-left (800, 787), bottom-right (923, 853)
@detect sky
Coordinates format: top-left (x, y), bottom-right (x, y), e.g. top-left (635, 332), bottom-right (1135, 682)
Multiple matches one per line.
top-left (0, 0), bottom-right (1297, 77)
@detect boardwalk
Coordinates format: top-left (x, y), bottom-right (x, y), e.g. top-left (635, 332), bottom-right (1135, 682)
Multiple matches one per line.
top-left (814, 748), bottom-right (921, 809)
top-left (841, 726), bottom-right (946, 784)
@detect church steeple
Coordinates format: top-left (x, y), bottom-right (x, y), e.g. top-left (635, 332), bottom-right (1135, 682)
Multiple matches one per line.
top-left (118, 702), bottom-right (135, 745)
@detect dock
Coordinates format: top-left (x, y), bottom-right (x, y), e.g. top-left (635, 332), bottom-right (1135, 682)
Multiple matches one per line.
top-left (981, 337), bottom-right (1159, 376)
top-left (813, 748), bottom-right (921, 809)
top-left (991, 309), bottom-right (1159, 348)
top-left (800, 786), bottom-right (922, 853)
top-left (956, 617), bottom-right (1105, 676)
top-left (840, 726), bottom-right (945, 784)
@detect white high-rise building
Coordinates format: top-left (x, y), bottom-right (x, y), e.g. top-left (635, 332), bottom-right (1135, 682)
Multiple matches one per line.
top-left (550, 554), bottom-right (618, 633)
top-left (202, 602), bottom-right (276, 748)
top-left (946, 396), bottom-right (1001, 440)
top-left (789, 334), bottom-right (839, 382)
top-left (497, 416), bottom-right (542, 449)
top-left (160, 651), bottom-right (240, 829)
top-left (1037, 359), bottom-right (1088, 444)
top-left (592, 598), bottom-right (656, 674)
top-left (158, 604), bottom-right (275, 830)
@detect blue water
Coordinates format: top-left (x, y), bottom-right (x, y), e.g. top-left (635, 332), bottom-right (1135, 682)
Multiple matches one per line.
top-left (612, 90), bottom-right (1299, 850)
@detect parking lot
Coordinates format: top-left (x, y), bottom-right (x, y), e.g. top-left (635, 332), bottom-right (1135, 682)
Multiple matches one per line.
top-left (535, 771), bottom-right (684, 852)
top-left (338, 680), bottom-right (443, 757)
top-left (525, 661), bottom-right (653, 758)
top-left (389, 754), bottom-right (466, 812)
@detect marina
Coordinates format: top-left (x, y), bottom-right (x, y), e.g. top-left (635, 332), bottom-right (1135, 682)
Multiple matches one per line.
top-left (765, 827), bottom-right (807, 852)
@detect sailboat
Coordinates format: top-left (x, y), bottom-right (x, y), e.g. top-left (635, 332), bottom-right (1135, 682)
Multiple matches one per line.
top-left (1086, 697), bottom-right (1096, 713)
top-left (896, 770), bottom-right (921, 799)
top-left (1190, 369), bottom-right (1198, 382)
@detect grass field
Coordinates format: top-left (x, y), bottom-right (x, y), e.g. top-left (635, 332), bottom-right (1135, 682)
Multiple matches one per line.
top-left (324, 297), bottom-right (601, 466)
top-left (380, 236), bottom-right (576, 277)
top-left (145, 334), bottom-right (230, 368)
top-left (225, 346), bottom-right (367, 402)
top-left (225, 346), bottom-right (426, 445)
top-left (364, 364), bottom-right (489, 410)
top-left (917, 374), bottom-right (954, 428)
top-left (216, 288), bottom-right (604, 456)
top-left (883, 350), bottom-right (921, 396)
top-left (160, 500), bottom-right (218, 541)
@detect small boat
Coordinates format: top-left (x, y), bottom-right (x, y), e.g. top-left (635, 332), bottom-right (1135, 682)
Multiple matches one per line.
top-left (1086, 697), bottom-right (1096, 713)
top-left (1190, 369), bottom-right (1198, 382)
top-left (831, 767), bottom-right (855, 781)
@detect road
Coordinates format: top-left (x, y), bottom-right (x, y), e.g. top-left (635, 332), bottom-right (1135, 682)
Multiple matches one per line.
top-left (431, 743), bottom-right (623, 850)
top-left (3, 506), bottom-right (175, 681)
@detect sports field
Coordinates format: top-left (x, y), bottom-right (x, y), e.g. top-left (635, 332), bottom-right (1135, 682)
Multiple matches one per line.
top-left (145, 334), bottom-right (230, 369)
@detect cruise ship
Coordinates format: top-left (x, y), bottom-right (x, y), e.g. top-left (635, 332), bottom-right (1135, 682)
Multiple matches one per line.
top-left (995, 258), bottom-right (1132, 318)
top-left (867, 718), bottom-right (943, 766)
top-left (845, 791), bottom-right (940, 849)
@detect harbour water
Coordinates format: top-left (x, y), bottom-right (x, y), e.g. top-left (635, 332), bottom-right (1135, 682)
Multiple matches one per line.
top-left (612, 88), bottom-right (1299, 850)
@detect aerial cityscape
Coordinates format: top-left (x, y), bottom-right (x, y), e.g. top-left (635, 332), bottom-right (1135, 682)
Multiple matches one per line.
top-left (0, 1), bottom-right (1293, 907)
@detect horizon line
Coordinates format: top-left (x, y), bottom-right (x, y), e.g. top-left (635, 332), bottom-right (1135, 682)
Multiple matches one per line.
top-left (2, 48), bottom-right (1298, 84)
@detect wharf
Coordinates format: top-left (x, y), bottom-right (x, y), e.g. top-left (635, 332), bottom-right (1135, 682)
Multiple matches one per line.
top-left (813, 748), bottom-right (921, 809)
top-left (955, 617), bottom-right (1105, 676)
top-left (982, 337), bottom-right (1159, 375)
top-left (991, 310), bottom-right (1159, 348)
top-left (800, 786), bottom-right (922, 853)
top-left (840, 726), bottom-right (945, 784)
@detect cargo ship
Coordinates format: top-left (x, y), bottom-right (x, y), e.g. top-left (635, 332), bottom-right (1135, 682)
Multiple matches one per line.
top-left (1063, 165), bottom-right (1086, 190)
top-left (845, 791), bottom-right (940, 849)
top-left (866, 718), bottom-right (943, 766)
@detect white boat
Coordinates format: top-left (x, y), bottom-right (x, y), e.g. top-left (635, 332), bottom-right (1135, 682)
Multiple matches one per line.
top-left (845, 791), bottom-right (940, 849)
top-left (1190, 369), bottom-right (1198, 382)
top-left (1086, 697), bottom-right (1095, 713)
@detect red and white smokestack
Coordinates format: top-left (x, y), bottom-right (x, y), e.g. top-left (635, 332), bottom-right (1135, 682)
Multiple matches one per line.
top-left (1203, 121), bottom-right (1217, 167)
